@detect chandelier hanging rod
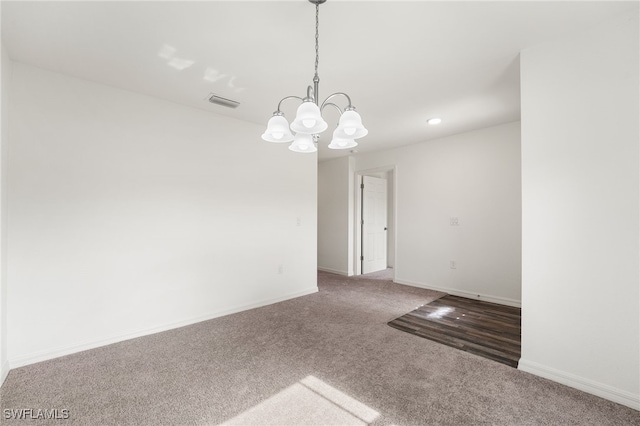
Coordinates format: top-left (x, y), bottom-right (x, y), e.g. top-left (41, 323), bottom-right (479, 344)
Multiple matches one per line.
top-left (261, 0), bottom-right (368, 153)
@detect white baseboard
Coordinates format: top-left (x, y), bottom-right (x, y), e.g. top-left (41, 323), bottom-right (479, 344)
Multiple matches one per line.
top-left (0, 359), bottom-right (9, 388)
top-left (393, 278), bottom-right (521, 308)
top-left (317, 267), bottom-right (350, 276)
top-left (9, 286), bottom-right (318, 369)
top-left (518, 359), bottom-right (639, 410)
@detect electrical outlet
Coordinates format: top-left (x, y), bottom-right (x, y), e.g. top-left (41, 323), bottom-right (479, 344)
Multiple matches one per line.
top-left (450, 260), bottom-right (457, 269)
top-left (450, 217), bottom-right (459, 226)
top-left (278, 264), bottom-right (284, 274)
top-left (296, 217), bottom-right (302, 226)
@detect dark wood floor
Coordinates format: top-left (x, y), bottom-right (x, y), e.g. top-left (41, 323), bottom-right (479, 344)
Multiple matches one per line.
top-left (388, 295), bottom-right (521, 367)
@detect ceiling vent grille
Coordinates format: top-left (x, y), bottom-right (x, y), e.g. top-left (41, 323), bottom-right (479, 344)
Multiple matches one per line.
top-left (206, 93), bottom-right (240, 109)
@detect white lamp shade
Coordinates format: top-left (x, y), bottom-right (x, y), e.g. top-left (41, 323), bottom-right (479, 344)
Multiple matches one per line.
top-left (290, 101), bottom-right (328, 135)
top-left (328, 128), bottom-right (358, 149)
top-left (288, 133), bottom-right (317, 153)
top-left (334, 110), bottom-right (368, 139)
top-left (262, 115), bottom-right (294, 143)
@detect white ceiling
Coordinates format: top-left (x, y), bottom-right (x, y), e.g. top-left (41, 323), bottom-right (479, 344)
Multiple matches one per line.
top-left (2, 1), bottom-right (637, 161)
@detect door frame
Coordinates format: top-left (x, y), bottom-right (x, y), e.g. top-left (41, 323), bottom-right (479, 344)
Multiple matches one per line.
top-left (354, 165), bottom-right (397, 277)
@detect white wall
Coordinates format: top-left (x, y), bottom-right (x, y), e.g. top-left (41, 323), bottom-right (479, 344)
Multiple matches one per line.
top-left (0, 42), bottom-right (10, 385)
top-left (354, 122), bottom-right (522, 306)
top-left (318, 156), bottom-right (353, 275)
top-left (7, 63), bottom-right (317, 367)
top-left (520, 11), bottom-right (639, 409)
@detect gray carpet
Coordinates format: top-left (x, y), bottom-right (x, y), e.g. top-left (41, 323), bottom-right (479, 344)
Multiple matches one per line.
top-left (1, 271), bottom-right (638, 425)
top-left (356, 268), bottom-right (395, 281)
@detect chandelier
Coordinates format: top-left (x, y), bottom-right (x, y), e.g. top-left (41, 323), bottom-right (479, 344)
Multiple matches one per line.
top-left (261, 0), bottom-right (368, 153)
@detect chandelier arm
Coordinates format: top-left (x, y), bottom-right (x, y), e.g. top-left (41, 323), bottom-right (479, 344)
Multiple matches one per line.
top-left (320, 102), bottom-right (343, 118)
top-left (276, 95), bottom-right (304, 113)
top-left (320, 92), bottom-right (354, 111)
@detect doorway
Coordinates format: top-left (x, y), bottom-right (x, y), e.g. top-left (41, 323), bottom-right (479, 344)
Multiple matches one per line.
top-left (355, 167), bottom-right (395, 277)
top-left (361, 175), bottom-right (387, 274)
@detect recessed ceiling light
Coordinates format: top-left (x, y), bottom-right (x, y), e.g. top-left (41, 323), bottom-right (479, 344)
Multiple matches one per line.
top-left (427, 117), bottom-right (442, 125)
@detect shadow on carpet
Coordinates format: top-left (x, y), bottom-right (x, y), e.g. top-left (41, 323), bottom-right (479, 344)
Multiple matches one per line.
top-left (388, 295), bottom-right (521, 368)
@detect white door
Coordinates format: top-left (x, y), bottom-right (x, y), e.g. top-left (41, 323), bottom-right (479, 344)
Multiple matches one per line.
top-left (362, 176), bottom-right (387, 274)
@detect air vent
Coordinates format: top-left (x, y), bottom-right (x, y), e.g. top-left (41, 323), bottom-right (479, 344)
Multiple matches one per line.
top-left (206, 93), bottom-right (240, 109)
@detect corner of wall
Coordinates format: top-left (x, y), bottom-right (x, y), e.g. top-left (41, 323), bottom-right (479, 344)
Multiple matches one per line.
top-left (318, 156), bottom-right (352, 275)
top-left (317, 267), bottom-right (350, 276)
top-left (347, 156), bottom-right (355, 276)
top-left (0, 39), bottom-right (11, 389)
